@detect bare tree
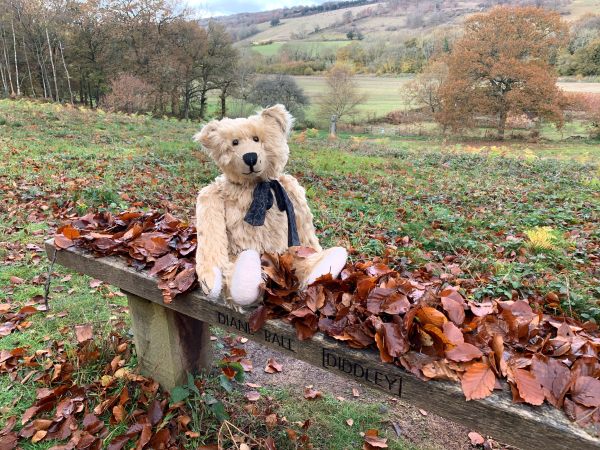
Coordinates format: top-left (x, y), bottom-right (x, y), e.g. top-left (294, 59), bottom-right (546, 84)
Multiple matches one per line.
top-left (59, 40), bottom-right (73, 103)
top-left (317, 63), bottom-right (367, 123)
top-left (46, 27), bottom-right (59, 101)
top-left (403, 59), bottom-right (447, 114)
top-left (11, 18), bottom-right (19, 96)
top-left (1, 24), bottom-right (14, 95)
top-left (0, 59), bottom-right (8, 96)
top-left (22, 34), bottom-right (35, 97)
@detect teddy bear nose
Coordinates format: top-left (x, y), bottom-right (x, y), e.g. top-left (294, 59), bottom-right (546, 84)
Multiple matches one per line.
top-left (242, 152), bottom-right (258, 167)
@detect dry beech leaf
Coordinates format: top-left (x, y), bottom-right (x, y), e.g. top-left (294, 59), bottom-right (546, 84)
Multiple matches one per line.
top-left (264, 358), bottom-right (282, 373)
top-left (363, 428), bottom-right (388, 449)
top-left (446, 343), bottom-right (483, 362)
top-left (304, 386), bottom-right (322, 400)
top-left (570, 376), bottom-right (600, 408)
top-left (513, 369), bottom-right (545, 406)
top-left (416, 306), bottom-right (447, 328)
top-left (468, 431), bottom-right (485, 445)
top-left (442, 321), bottom-right (464, 345)
top-left (10, 276), bottom-right (25, 285)
top-left (75, 324), bottom-right (93, 343)
top-left (461, 362), bottom-right (496, 401)
top-left (245, 391), bottom-right (260, 402)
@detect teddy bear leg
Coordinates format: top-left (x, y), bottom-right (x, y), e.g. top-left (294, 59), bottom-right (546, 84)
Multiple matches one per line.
top-left (298, 247), bottom-right (348, 287)
top-left (229, 249), bottom-right (263, 307)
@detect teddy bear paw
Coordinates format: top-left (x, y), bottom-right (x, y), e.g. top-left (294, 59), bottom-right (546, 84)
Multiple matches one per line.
top-left (306, 247), bottom-right (348, 285)
top-left (230, 250), bottom-right (263, 306)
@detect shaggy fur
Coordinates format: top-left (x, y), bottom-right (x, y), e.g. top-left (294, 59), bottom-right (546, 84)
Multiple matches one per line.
top-left (194, 105), bottom-right (347, 306)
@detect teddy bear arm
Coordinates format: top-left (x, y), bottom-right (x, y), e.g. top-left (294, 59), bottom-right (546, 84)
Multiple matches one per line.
top-left (195, 187), bottom-right (229, 297)
top-left (279, 175), bottom-right (322, 252)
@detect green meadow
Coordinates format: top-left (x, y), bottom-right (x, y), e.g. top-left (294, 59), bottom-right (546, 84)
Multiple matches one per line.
top-left (1, 99), bottom-right (598, 448)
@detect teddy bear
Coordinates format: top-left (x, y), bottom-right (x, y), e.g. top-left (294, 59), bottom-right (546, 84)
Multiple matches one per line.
top-left (193, 104), bottom-right (348, 307)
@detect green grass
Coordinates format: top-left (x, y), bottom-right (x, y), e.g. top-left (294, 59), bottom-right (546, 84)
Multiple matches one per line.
top-left (276, 390), bottom-right (413, 449)
top-left (290, 76), bottom-right (600, 124)
top-left (1, 99), bottom-right (599, 448)
top-left (251, 40), bottom-right (350, 57)
top-left (293, 75), bottom-right (413, 121)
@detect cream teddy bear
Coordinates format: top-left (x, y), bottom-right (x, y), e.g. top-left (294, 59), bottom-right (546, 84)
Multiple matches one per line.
top-left (193, 105), bottom-right (347, 307)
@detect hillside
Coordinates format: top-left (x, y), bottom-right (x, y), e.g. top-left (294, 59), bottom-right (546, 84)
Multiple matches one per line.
top-left (214, 0), bottom-right (600, 49)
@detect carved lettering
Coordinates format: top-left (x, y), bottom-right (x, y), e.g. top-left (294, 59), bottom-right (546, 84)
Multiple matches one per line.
top-left (216, 312), bottom-right (253, 335)
top-left (322, 348), bottom-right (402, 397)
top-left (264, 329), bottom-right (296, 352)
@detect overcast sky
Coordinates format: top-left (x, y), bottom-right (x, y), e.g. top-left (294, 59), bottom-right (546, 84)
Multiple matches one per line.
top-left (188, 1), bottom-right (328, 17)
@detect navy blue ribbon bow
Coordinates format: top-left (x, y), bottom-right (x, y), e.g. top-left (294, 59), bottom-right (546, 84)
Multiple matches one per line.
top-left (244, 180), bottom-right (300, 247)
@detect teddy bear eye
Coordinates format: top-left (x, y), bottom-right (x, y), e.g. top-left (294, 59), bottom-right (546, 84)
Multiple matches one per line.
top-left (253, 136), bottom-right (259, 142)
top-left (232, 139), bottom-right (239, 146)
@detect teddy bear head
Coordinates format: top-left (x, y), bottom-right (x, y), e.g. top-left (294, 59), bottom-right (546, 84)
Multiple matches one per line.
top-left (194, 105), bottom-right (294, 185)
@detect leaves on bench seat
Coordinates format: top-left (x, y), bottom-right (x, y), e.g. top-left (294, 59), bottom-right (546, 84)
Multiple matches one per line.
top-left (54, 210), bottom-right (600, 432)
top-left (252, 246), bottom-right (600, 432)
top-left (55, 211), bottom-right (197, 303)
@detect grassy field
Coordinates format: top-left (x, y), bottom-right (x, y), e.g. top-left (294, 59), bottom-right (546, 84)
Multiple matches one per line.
top-left (250, 40), bottom-right (350, 57)
top-left (239, 0), bottom-right (600, 46)
top-left (240, 3), bottom-right (377, 43)
top-left (293, 75), bottom-right (600, 121)
top-left (1, 99), bottom-right (599, 448)
top-left (294, 75), bottom-right (413, 120)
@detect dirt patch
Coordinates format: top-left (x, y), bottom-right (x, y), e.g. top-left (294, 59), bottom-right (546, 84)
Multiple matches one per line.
top-left (219, 335), bottom-right (497, 450)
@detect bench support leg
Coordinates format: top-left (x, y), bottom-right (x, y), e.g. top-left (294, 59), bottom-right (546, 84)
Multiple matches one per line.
top-left (125, 292), bottom-right (212, 391)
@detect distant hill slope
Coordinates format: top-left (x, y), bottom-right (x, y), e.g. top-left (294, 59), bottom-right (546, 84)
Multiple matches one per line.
top-left (208, 0), bottom-right (600, 46)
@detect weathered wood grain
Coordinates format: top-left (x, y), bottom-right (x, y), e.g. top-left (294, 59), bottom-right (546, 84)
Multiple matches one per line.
top-left (126, 292), bottom-right (212, 390)
top-left (45, 240), bottom-right (600, 450)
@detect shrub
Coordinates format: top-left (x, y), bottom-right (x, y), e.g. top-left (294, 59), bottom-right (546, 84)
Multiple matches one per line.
top-left (564, 92), bottom-right (600, 138)
top-left (101, 74), bottom-right (154, 114)
top-left (248, 75), bottom-right (309, 123)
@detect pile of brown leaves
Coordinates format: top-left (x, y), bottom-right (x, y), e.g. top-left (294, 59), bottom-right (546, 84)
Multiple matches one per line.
top-left (0, 322), bottom-right (205, 450)
top-left (54, 211), bottom-right (600, 433)
top-left (252, 252), bottom-right (600, 433)
top-left (54, 211), bottom-right (197, 303)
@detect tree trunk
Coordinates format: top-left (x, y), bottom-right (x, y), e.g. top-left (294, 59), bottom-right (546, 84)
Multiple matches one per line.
top-left (45, 27), bottom-right (59, 102)
top-left (1, 28), bottom-right (15, 95)
top-left (35, 47), bottom-right (48, 99)
top-left (79, 73), bottom-right (84, 103)
top-left (498, 109), bottom-right (507, 140)
top-left (11, 20), bottom-right (20, 96)
top-left (58, 41), bottom-right (73, 104)
top-left (0, 62), bottom-right (8, 96)
top-left (199, 92), bottom-right (207, 118)
top-left (22, 34), bottom-right (35, 97)
top-left (183, 82), bottom-right (191, 120)
top-left (219, 89), bottom-right (227, 119)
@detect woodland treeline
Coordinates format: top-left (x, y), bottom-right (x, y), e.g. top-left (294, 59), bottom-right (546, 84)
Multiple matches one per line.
top-left (1, 0), bottom-right (599, 123)
top-left (0, 0), bottom-right (240, 119)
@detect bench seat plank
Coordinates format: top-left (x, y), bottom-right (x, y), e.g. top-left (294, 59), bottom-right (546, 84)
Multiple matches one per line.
top-left (45, 241), bottom-right (599, 450)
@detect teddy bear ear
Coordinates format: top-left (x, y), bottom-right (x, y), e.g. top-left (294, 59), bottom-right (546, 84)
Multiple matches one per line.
top-left (261, 104), bottom-right (294, 136)
top-left (193, 122), bottom-right (218, 149)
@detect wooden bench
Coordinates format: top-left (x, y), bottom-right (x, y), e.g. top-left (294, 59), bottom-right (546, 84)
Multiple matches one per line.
top-left (45, 241), bottom-right (599, 450)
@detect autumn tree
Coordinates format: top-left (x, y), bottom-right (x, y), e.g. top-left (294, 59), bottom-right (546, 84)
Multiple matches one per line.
top-left (436, 6), bottom-right (568, 138)
top-left (197, 21), bottom-right (238, 119)
top-left (316, 63), bottom-right (367, 124)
